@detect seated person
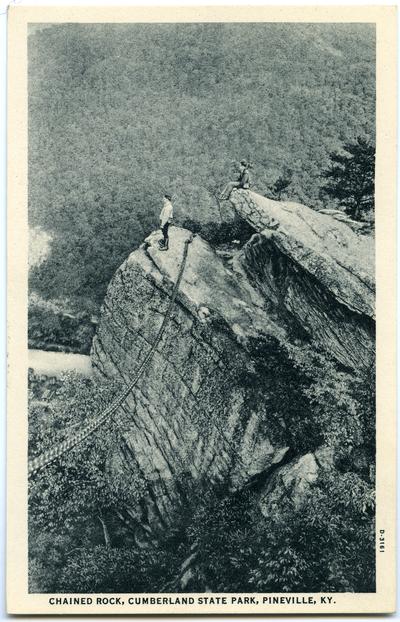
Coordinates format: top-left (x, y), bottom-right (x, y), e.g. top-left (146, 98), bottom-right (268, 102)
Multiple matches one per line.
top-left (220, 160), bottom-right (251, 200)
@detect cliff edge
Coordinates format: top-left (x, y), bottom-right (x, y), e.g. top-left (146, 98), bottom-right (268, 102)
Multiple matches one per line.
top-left (91, 191), bottom-right (374, 539)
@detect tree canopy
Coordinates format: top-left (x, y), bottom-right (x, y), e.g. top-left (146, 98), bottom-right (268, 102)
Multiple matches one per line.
top-left (28, 23), bottom-right (375, 308)
top-left (321, 137), bottom-right (375, 219)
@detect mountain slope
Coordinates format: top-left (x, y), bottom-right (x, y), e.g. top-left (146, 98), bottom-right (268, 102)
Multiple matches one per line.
top-left (28, 23), bottom-right (375, 305)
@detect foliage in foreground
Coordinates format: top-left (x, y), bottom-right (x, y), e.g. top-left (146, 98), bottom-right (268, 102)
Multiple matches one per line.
top-left (180, 469), bottom-right (374, 593)
top-left (28, 347), bottom-right (375, 593)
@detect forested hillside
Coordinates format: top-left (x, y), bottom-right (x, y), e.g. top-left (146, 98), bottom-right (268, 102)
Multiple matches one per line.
top-left (29, 23), bottom-right (375, 307)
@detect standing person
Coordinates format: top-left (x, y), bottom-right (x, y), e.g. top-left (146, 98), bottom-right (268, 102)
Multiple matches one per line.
top-left (220, 160), bottom-right (251, 200)
top-left (159, 194), bottom-right (174, 251)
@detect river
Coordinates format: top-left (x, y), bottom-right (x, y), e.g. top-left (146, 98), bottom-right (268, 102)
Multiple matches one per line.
top-left (28, 349), bottom-right (92, 377)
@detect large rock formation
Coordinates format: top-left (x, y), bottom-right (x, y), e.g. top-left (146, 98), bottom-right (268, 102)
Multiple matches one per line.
top-left (230, 191), bottom-right (374, 369)
top-left (91, 191), bottom-right (375, 538)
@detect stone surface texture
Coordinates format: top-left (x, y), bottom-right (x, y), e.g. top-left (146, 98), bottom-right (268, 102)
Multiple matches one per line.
top-left (230, 190), bottom-right (374, 368)
top-left (91, 191), bottom-right (375, 537)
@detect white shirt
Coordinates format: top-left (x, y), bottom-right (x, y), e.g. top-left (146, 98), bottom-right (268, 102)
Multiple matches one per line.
top-left (160, 200), bottom-right (173, 227)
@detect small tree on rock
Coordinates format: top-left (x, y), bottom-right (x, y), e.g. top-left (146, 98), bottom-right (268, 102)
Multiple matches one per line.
top-left (269, 168), bottom-right (293, 200)
top-left (321, 137), bottom-right (375, 220)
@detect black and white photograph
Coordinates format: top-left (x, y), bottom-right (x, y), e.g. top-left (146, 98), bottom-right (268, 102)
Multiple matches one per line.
top-left (6, 4), bottom-right (397, 615)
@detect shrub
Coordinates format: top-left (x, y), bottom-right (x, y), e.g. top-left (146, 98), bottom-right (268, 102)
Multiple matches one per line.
top-left (181, 217), bottom-right (255, 247)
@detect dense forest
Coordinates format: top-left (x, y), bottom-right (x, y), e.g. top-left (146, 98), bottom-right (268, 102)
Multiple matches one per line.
top-left (28, 23), bottom-right (376, 594)
top-left (28, 22), bottom-right (375, 309)
top-left (29, 349), bottom-right (375, 593)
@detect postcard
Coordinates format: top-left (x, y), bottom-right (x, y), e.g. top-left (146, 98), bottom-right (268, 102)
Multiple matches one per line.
top-left (7, 4), bottom-right (397, 615)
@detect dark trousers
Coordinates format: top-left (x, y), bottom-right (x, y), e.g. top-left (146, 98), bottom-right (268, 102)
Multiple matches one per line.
top-left (220, 181), bottom-right (241, 200)
top-left (161, 222), bottom-right (170, 247)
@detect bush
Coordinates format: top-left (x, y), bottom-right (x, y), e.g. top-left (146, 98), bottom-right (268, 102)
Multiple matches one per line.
top-left (249, 469), bottom-right (374, 592)
top-left (57, 546), bottom-right (173, 593)
top-left (168, 466), bottom-right (374, 592)
top-left (181, 217), bottom-right (255, 247)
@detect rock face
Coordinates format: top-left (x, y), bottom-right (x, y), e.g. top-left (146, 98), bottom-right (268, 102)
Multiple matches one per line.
top-left (92, 227), bottom-right (290, 536)
top-left (230, 190), bottom-right (375, 368)
top-left (91, 191), bottom-right (375, 538)
top-left (260, 446), bottom-right (335, 517)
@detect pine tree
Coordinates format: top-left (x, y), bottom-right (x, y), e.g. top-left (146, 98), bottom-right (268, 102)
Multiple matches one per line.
top-left (321, 137), bottom-right (375, 220)
top-left (269, 168), bottom-right (293, 200)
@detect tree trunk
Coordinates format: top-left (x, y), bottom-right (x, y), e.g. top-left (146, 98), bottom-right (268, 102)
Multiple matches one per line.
top-left (98, 511), bottom-right (111, 547)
